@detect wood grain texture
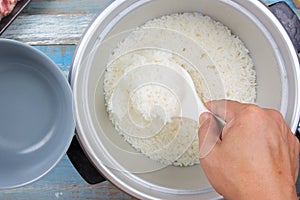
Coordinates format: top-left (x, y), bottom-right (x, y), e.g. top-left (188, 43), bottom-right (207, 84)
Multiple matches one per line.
top-left (1, 0), bottom-right (113, 45)
top-left (0, 156), bottom-right (134, 200)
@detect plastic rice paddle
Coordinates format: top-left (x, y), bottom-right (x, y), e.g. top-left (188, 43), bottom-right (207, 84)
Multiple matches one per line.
top-left (173, 64), bottom-right (226, 158)
top-left (110, 63), bottom-right (225, 159)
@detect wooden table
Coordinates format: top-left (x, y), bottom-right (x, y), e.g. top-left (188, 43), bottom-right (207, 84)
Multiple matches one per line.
top-left (0, 0), bottom-right (299, 199)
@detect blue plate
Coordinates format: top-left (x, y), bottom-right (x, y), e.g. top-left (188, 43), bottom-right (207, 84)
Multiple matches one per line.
top-left (0, 39), bottom-right (75, 189)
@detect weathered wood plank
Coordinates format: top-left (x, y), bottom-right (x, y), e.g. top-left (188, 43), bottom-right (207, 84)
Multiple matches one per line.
top-left (0, 156), bottom-right (135, 200)
top-left (2, 14), bottom-right (95, 45)
top-left (34, 45), bottom-right (75, 76)
top-left (1, 0), bottom-right (113, 45)
top-left (21, 0), bottom-right (110, 15)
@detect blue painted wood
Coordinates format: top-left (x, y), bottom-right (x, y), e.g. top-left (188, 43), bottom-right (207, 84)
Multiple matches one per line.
top-left (34, 45), bottom-right (75, 77)
top-left (0, 157), bottom-right (134, 200)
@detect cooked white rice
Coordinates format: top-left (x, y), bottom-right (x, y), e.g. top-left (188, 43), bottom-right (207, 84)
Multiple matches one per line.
top-left (103, 12), bottom-right (256, 166)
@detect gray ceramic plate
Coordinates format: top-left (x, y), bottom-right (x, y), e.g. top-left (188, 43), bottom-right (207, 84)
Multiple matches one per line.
top-left (0, 39), bottom-right (75, 189)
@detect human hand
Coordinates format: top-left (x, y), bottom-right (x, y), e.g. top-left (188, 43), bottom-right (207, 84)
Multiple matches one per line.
top-left (198, 100), bottom-right (300, 200)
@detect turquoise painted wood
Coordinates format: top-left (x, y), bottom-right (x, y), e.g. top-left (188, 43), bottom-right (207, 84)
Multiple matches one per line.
top-left (0, 0), bottom-right (299, 199)
top-left (34, 45), bottom-right (75, 76)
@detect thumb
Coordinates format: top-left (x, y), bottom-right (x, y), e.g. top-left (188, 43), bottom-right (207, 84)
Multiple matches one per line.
top-left (198, 112), bottom-right (222, 159)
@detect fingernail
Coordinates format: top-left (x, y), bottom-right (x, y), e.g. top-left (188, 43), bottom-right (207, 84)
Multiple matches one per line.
top-left (205, 101), bottom-right (212, 110)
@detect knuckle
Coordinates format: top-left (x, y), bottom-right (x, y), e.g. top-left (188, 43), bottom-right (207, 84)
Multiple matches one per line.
top-left (267, 109), bottom-right (288, 134)
top-left (267, 109), bottom-right (285, 123)
top-left (241, 105), bottom-right (285, 124)
top-left (240, 104), bottom-right (263, 119)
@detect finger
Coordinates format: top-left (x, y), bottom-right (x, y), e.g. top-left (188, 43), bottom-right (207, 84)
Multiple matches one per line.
top-left (198, 112), bottom-right (222, 159)
top-left (293, 139), bottom-right (300, 183)
top-left (198, 112), bottom-right (212, 146)
top-left (292, 136), bottom-right (300, 182)
top-left (286, 132), bottom-right (300, 183)
top-left (297, 140), bottom-right (300, 182)
top-left (297, 141), bottom-right (300, 182)
top-left (206, 100), bottom-right (248, 123)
